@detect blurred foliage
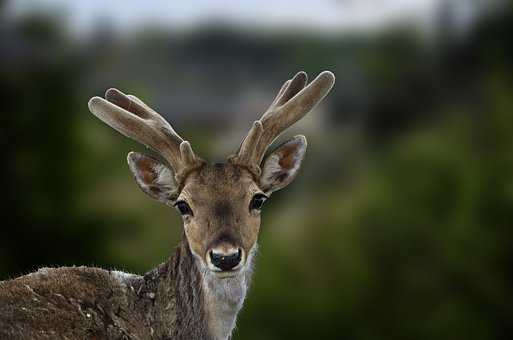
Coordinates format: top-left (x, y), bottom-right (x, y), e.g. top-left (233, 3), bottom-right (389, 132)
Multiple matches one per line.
top-left (1, 2), bottom-right (513, 339)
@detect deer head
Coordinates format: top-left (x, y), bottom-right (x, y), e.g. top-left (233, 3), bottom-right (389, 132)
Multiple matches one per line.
top-left (88, 71), bottom-right (335, 278)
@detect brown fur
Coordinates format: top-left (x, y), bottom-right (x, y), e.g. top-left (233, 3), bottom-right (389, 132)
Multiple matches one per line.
top-left (181, 163), bottom-right (261, 263)
top-left (0, 163), bottom-right (262, 339)
top-left (0, 238), bottom-right (208, 340)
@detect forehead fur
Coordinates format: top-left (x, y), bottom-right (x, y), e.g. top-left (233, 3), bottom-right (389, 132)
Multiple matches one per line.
top-left (183, 162), bottom-right (256, 197)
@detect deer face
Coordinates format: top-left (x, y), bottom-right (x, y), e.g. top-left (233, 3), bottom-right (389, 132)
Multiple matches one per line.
top-left (88, 71), bottom-right (334, 277)
top-left (126, 136), bottom-right (307, 277)
top-left (177, 163), bottom-right (262, 276)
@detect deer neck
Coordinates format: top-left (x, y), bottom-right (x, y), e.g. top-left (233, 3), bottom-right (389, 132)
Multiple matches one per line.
top-left (136, 238), bottom-right (207, 339)
top-left (138, 236), bottom-right (256, 340)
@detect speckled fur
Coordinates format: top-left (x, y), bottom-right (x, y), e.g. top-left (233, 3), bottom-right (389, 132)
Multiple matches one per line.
top-left (0, 238), bottom-right (209, 340)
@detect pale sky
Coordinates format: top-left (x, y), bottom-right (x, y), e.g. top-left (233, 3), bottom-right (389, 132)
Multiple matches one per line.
top-left (6, 0), bottom-right (484, 36)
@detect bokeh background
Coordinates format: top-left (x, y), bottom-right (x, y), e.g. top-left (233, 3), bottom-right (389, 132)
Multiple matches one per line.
top-left (1, 0), bottom-right (512, 339)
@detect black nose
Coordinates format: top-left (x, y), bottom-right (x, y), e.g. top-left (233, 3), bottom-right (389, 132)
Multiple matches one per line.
top-left (209, 249), bottom-right (242, 271)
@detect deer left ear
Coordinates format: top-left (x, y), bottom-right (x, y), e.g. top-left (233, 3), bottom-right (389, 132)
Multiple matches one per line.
top-left (260, 135), bottom-right (307, 194)
top-left (127, 151), bottom-right (179, 205)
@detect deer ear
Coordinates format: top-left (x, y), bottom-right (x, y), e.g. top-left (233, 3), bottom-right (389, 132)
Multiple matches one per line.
top-left (127, 152), bottom-right (178, 205)
top-left (260, 135), bottom-right (307, 194)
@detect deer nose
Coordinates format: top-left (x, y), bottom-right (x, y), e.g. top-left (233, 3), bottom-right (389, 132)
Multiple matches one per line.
top-left (209, 248), bottom-right (242, 271)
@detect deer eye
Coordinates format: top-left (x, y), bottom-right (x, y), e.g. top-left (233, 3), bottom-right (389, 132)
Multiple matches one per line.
top-left (249, 193), bottom-right (268, 211)
top-left (174, 201), bottom-right (193, 216)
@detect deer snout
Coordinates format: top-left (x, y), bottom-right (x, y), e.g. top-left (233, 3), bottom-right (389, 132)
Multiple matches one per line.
top-left (207, 246), bottom-right (244, 272)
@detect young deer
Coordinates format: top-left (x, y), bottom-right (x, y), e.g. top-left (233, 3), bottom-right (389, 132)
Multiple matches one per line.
top-left (0, 71), bottom-right (335, 339)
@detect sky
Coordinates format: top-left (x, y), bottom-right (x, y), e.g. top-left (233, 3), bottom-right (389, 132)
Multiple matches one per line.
top-left (6, 0), bottom-right (486, 36)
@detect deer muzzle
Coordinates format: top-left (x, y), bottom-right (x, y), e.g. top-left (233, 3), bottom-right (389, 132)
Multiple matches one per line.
top-left (206, 243), bottom-right (245, 275)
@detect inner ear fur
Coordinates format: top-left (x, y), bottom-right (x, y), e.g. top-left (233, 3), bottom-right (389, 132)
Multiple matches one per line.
top-left (260, 135), bottom-right (307, 194)
top-left (127, 151), bottom-right (178, 204)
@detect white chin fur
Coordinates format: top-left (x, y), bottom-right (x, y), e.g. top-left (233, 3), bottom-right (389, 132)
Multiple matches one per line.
top-left (211, 268), bottom-right (242, 279)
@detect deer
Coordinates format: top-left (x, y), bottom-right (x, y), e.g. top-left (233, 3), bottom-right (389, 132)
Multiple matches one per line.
top-left (0, 71), bottom-right (335, 339)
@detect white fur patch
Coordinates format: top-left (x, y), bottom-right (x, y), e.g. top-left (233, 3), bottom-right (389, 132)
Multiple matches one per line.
top-left (153, 163), bottom-right (174, 186)
top-left (111, 270), bottom-right (138, 283)
top-left (263, 153), bottom-right (283, 176)
top-left (110, 270), bottom-right (140, 294)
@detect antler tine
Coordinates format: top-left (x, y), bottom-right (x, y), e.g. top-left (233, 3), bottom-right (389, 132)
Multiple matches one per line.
top-left (234, 71), bottom-right (335, 172)
top-left (271, 71), bottom-right (308, 107)
top-left (88, 88), bottom-right (202, 177)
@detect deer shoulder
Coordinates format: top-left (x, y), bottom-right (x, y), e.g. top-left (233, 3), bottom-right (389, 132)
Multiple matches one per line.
top-left (0, 266), bottom-right (148, 339)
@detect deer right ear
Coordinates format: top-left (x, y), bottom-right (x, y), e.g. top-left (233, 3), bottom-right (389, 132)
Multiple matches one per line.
top-left (259, 135), bottom-right (307, 194)
top-left (127, 152), bottom-right (179, 205)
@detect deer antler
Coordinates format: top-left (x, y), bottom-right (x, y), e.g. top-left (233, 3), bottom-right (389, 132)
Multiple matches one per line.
top-left (88, 89), bottom-right (204, 181)
top-left (230, 71), bottom-right (335, 175)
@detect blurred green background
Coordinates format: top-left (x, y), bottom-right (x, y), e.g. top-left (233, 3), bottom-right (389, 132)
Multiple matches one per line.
top-left (1, 0), bottom-right (513, 339)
